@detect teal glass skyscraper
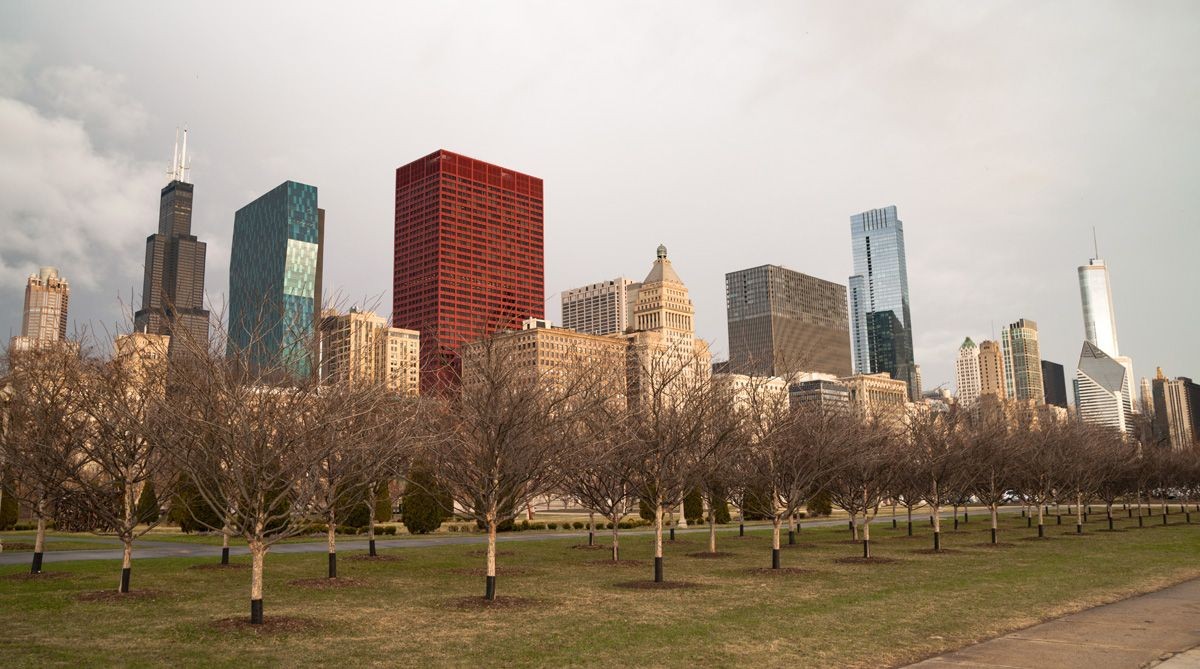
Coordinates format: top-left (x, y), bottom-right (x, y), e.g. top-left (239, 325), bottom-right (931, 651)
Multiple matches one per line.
top-left (848, 205), bottom-right (917, 399)
top-left (227, 181), bottom-right (324, 377)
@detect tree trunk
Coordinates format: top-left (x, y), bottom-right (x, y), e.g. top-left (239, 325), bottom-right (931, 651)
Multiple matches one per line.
top-left (327, 516), bottom-right (337, 579)
top-left (611, 512), bottom-right (620, 562)
top-left (862, 514), bottom-right (871, 558)
top-left (250, 541), bottom-right (266, 624)
top-left (787, 514), bottom-right (795, 545)
top-left (485, 519), bottom-right (498, 600)
top-left (653, 502), bottom-right (664, 582)
top-left (588, 512), bottom-right (595, 546)
top-left (952, 503), bottom-right (959, 531)
top-left (1076, 493), bottom-right (1084, 534)
top-left (31, 500), bottom-right (46, 574)
top-left (990, 503), bottom-right (998, 544)
top-left (221, 528), bottom-right (230, 565)
top-left (738, 503), bottom-right (745, 537)
top-left (850, 513), bottom-right (859, 541)
top-left (771, 515), bottom-right (781, 569)
top-left (931, 501), bottom-right (941, 552)
top-left (1037, 501), bottom-right (1045, 538)
top-left (120, 539), bottom-right (133, 593)
top-left (368, 511), bottom-right (377, 557)
top-left (708, 513), bottom-right (717, 554)
top-left (906, 506), bottom-right (913, 536)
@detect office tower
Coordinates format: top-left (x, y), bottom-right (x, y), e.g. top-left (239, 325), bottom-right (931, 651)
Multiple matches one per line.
top-left (1152, 369), bottom-right (1198, 450)
top-left (134, 131), bottom-right (210, 362)
top-left (1078, 251), bottom-right (1134, 400)
top-left (839, 373), bottom-right (910, 423)
top-left (12, 267), bottom-right (69, 351)
top-left (848, 206), bottom-right (918, 400)
top-left (1041, 360), bottom-right (1068, 408)
top-left (227, 181), bottom-right (324, 377)
top-left (561, 277), bottom-right (639, 336)
top-left (624, 245), bottom-right (712, 404)
top-left (319, 309), bottom-right (420, 395)
top-left (788, 378), bottom-right (851, 408)
top-left (1001, 319), bottom-right (1044, 404)
top-left (1075, 341), bottom-right (1132, 432)
top-left (393, 150), bottom-right (544, 393)
top-left (1140, 377), bottom-right (1155, 419)
top-left (978, 340), bottom-right (1007, 398)
top-left (954, 337), bottom-right (981, 406)
top-left (913, 363), bottom-right (923, 400)
top-left (725, 265), bottom-right (852, 378)
top-left (461, 318), bottom-right (628, 397)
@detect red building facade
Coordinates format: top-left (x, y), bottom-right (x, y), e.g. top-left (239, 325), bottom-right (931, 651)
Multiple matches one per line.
top-left (394, 150), bottom-right (544, 392)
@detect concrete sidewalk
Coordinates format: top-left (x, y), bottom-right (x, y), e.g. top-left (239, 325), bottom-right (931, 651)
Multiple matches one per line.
top-left (906, 578), bottom-right (1200, 669)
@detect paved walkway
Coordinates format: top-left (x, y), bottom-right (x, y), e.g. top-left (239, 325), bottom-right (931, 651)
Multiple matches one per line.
top-left (906, 578), bottom-right (1200, 669)
top-left (0, 506), bottom-right (1022, 566)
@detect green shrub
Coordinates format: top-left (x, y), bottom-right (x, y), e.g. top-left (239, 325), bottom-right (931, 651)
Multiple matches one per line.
top-left (530, 522), bottom-right (546, 530)
top-left (547, 522), bottom-right (558, 529)
top-left (373, 482), bottom-right (393, 523)
top-left (135, 481), bottom-right (160, 524)
top-left (570, 521), bottom-right (582, 529)
top-left (638, 495), bottom-right (657, 521)
top-left (618, 521), bottom-right (633, 529)
top-left (605, 522), bottom-right (614, 529)
top-left (684, 488), bottom-right (704, 525)
top-left (343, 500), bottom-right (372, 529)
top-left (741, 485), bottom-right (774, 520)
top-left (381, 525), bottom-right (397, 535)
top-left (806, 490), bottom-right (833, 517)
top-left (0, 482), bottom-right (18, 531)
top-left (168, 476), bottom-right (223, 533)
top-left (401, 465), bottom-right (447, 535)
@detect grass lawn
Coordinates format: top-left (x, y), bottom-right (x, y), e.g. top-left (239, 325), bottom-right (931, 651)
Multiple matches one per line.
top-left (1, 511), bottom-right (1197, 668)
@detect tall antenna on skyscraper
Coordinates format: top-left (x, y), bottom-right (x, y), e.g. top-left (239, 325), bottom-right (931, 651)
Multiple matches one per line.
top-left (168, 126), bottom-right (191, 183)
top-left (170, 127), bottom-right (180, 181)
top-left (1092, 226), bottom-right (1099, 258)
top-left (180, 127), bottom-right (190, 183)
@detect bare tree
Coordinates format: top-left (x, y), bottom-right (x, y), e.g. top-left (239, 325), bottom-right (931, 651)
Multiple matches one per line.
top-left (425, 333), bottom-right (608, 601)
top-left (963, 411), bottom-right (1015, 544)
top-left (561, 406), bottom-right (638, 562)
top-left (68, 337), bottom-right (180, 592)
top-left (908, 408), bottom-right (964, 551)
top-left (0, 344), bottom-right (90, 574)
top-left (826, 416), bottom-right (897, 559)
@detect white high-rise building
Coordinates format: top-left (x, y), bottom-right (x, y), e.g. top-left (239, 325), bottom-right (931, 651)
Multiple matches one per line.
top-left (954, 337), bottom-right (981, 406)
top-left (1078, 253), bottom-right (1134, 397)
top-left (561, 277), bottom-right (640, 336)
top-left (1075, 341), bottom-right (1133, 432)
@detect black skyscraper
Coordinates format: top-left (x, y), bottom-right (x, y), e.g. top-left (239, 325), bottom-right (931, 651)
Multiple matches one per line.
top-left (1041, 359), bottom-right (1068, 408)
top-left (134, 140), bottom-right (210, 361)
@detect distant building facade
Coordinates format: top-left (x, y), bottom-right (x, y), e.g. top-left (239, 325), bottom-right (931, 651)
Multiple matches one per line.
top-left (133, 142), bottom-right (210, 363)
top-left (954, 337), bottom-right (981, 407)
top-left (978, 339), bottom-right (1007, 399)
top-left (227, 181), bottom-right (324, 377)
top-left (789, 378), bottom-right (851, 408)
top-left (561, 277), bottom-right (640, 336)
top-left (848, 206), bottom-right (918, 399)
top-left (12, 267), bottom-right (69, 351)
top-left (1152, 369), bottom-right (1197, 450)
top-left (1075, 341), bottom-right (1133, 432)
top-left (1041, 360), bottom-right (1068, 408)
top-left (840, 373), bottom-right (909, 422)
top-left (393, 150), bottom-right (544, 393)
top-left (1002, 318), bottom-right (1044, 404)
top-left (725, 264), bottom-right (852, 379)
top-left (114, 332), bottom-right (170, 388)
top-left (319, 309), bottom-right (420, 395)
top-left (1078, 254), bottom-right (1134, 407)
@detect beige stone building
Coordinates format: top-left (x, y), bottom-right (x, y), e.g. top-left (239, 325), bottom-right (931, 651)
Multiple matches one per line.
top-left (319, 309), bottom-right (420, 395)
top-left (114, 332), bottom-right (170, 388)
top-left (11, 267), bottom-right (70, 352)
top-left (978, 339), bottom-right (1007, 399)
top-left (839, 373), bottom-right (910, 422)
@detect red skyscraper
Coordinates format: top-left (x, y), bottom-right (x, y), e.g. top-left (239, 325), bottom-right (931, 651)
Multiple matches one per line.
top-left (394, 150), bottom-right (545, 392)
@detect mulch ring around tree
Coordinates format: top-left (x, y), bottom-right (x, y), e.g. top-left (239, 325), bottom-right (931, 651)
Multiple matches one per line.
top-left (1, 542), bottom-right (35, 551)
top-left (886, 534), bottom-right (926, 541)
top-left (745, 567), bottom-right (815, 576)
top-left (210, 616), bottom-right (317, 634)
top-left (970, 542), bottom-right (1016, 548)
top-left (447, 595), bottom-right (542, 611)
top-left (346, 553), bottom-right (404, 562)
top-left (4, 571), bottom-right (71, 581)
top-left (584, 559), bottom-right (644, 567)
top-left (782, 542), bottom-right (820, 549)
top-left (1019, 536), bottom-right (1055, 541)
top-left (466, 550), bottom-right (514, 557)
top-left (449, 567), bottom-right (540, 577)
top-left (571, 544), bottom-right (608, 550)
top-left (75, 589), bottom-right (164, 603)
top-left (613, 580), bottom-right (702, 590)
top-left (908, 548), bottom-right (965, 555)
top-left (832, 556), bottom-right (900, 565)
top-left (189, 563), bottom-right (249, 571)
top-left (685, 551), bottom-right (739, 559)
top-left (287, 577), bottom-right (367, 589)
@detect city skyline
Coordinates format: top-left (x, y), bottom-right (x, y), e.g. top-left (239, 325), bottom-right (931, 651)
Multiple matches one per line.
top-left (1, 3), bottom-right (1198, 389)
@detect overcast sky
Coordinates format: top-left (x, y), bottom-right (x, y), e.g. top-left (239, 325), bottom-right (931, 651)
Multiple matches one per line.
top-left (1, 1), bottom-right (1197, 392)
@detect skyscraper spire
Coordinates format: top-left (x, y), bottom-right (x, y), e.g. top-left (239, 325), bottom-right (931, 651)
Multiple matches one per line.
top-left (169, 126), bottom-right (191, 183)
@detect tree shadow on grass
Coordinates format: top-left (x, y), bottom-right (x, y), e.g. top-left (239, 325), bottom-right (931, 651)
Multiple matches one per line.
top-left (75, 589), bottom-right (164, 603)
top-left (210, 616), bottom-right (317, 634)
top-left (613, 580), bottom-right (702, 590)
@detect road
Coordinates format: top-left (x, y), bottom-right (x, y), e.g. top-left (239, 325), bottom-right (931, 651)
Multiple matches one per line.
top-left (0, 504), bottom-right (1032, 566)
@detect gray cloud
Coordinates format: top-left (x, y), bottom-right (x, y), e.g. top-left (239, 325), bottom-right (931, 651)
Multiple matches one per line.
top-left (0, 1), bottom-right (1197, 389)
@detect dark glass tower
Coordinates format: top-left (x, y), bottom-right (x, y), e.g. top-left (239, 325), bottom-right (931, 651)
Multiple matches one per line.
top-left (1041, 360), bottom-right (1068, 408)
top-left (134, 176), bottom-right (210, 362)
top-left (725, 264), bottom-right (852, 377)
top-left (848, 206), bottom-right (918, 399)
top-left (227, 181), bottom-right (324, 378)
